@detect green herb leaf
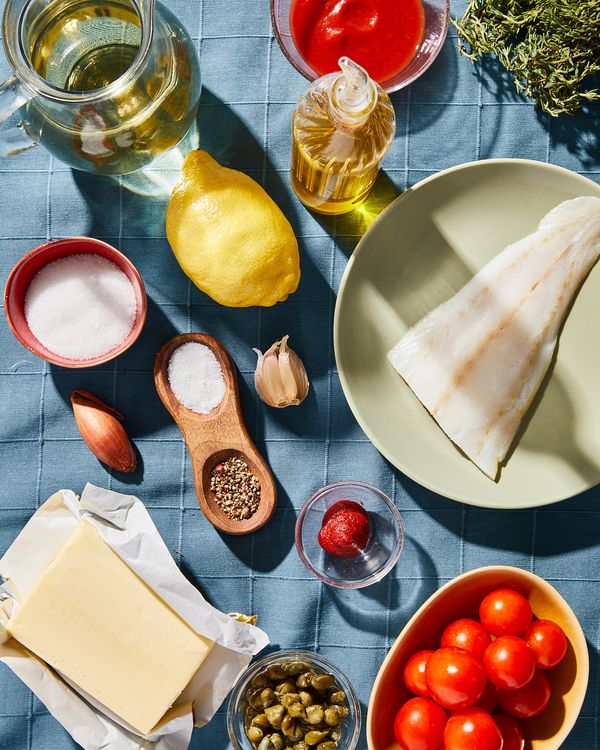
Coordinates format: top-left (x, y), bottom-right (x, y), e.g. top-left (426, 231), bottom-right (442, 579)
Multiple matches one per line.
top-left (453, 0), bottom-right (600, 116)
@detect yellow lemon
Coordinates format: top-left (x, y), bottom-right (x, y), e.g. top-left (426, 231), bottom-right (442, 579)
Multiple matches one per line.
top-left (166, 150), bottom-right (300, 307)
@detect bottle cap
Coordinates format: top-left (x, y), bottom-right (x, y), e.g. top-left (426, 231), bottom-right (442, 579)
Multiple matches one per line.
top-left (330, 56), bottom-right (377, 128)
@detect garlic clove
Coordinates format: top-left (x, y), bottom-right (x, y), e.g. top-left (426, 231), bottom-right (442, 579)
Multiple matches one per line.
top-left (253, 348), bottom-right (269, 402)
top-left (277, 336), bottom-right (300, 403)
top-left (71, 390), bottom-right (137, 473)
top-left (256, 345), bottom-right (288, 407)
top-left (253, 336), bottom-right (309, 408)
top-left (279, 335), bottom-right (309, 404)
top-left (264, 344), bottom-right (287, 401)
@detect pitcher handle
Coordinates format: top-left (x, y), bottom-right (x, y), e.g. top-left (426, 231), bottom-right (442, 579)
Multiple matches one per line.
top-left (0, 75), bottom-right (37, 157)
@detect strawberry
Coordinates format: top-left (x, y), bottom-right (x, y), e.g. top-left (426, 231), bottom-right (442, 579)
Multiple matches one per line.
top-left (318, 502), bottom-right (370, 558)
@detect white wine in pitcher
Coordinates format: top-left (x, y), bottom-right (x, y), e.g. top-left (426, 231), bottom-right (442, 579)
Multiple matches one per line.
top-left (0, 0), bottom-right (201, 173)
top-left (28, 0), bottom-right (142, 92)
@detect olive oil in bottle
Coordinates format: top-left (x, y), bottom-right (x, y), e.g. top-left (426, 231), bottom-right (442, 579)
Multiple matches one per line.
top-left (291, 57), bottom-right (396, 215)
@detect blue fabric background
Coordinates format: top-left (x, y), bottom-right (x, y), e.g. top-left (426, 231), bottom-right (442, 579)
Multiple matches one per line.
top-left (1, 0), bottom-right (600, 748)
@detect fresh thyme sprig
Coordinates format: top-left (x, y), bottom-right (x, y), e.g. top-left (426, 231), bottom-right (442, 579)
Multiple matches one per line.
top-left (453, 0), bottom-right (600, 116)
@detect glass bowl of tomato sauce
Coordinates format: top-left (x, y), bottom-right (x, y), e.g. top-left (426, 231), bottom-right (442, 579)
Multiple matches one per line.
top-left (295, 481), bottom-right (404, 589)
top-left (271, 0), bottom-right (449, 93)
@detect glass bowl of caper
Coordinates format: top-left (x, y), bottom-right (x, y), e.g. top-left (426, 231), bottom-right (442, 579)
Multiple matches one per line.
top-left (227, 650), bottom-right (361, 750)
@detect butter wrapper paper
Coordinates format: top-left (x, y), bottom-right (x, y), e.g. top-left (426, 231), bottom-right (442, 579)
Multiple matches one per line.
top-left (0, 484), bottom-right (269, 750)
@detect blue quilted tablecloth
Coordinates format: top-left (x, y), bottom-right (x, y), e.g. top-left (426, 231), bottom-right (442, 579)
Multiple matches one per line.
top-left (1, 0), bottom-right (600, 748)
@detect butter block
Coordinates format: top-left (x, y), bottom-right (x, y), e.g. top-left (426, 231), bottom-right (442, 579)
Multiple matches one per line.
top-left (7, 521), bottom-right (213, 735)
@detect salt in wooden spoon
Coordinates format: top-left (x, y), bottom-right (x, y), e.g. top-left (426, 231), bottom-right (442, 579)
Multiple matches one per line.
top-left (154, 333), bottom-right (276, 535)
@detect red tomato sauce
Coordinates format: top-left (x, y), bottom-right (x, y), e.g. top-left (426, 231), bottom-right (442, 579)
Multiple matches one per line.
top-left (290, 0), bottom-right (425, 83)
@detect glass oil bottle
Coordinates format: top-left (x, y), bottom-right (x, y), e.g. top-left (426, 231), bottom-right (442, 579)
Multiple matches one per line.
top-left (290, 57), bottom-right (396, 215)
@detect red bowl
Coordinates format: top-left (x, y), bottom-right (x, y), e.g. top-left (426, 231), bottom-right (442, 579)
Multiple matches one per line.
top-left (4, 237), bottom-right (147, 368)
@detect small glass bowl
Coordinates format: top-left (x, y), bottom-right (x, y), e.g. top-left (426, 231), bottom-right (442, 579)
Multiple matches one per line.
top-left (295, 481), bottom-right (404, 589)
top-left (270, 0), bottom-right (450, 93)
top-left (227, 649), bottom-right (361, 750)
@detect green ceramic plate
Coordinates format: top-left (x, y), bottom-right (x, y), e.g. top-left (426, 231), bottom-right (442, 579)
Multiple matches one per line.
top-left (334, 159), bottom-right (600, 509)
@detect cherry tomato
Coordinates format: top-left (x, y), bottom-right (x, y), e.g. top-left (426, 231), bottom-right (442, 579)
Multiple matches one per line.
top-left (443, 708), bottom-right (503, 750)
top-left (493, 712), bottom-right (525, 750)
top-left (476, 681), bottom-right (497, 714)
top-left (479, 589), bottom-right (532, 637)
top-left (447, 681), bottom-right (496, 715)
top-left (404, 650), bottom-right (434, 698)
top-left (483, 635), bottom-right (536, 690)
top-left (393, 696), bottom-right (447, 750)
top-left (441, 618), bottom-right (492, 661)
top-left (497, 670), bottom-right (552, 719)
top-left (523, 619), bottom-right (568, 669)
top-left (425, 648), bottom-right (486, 710)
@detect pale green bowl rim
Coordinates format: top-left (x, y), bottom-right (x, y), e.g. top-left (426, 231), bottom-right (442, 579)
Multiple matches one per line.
top-left (333, 158), bottom-right (600, 509)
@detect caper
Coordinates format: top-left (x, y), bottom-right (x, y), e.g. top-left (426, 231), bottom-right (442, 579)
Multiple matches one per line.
top-left (246, 705), bottom-right (258, 720)
top-left (251, 673), bottom-right (269, 689)
top-left (250, 689), bottom-right (266, 708)
top-left (293, 743), bottom-right (307, 750)
top-left (298, 690), bottom-right (314, 707)
top-left (281, 714), bottom-right (296, 736)
top-left (283, 660), bottom-right (310, 676)
top-left (317, 743), bottom-right (337, 750)
top-left (328, 690), bottom-right (346, 704)
top-left (261, 688), bottom-right (276, 708)
top-left (265, 704), bottom-right (285, 728)
top-left (268, 733), bottom-right (284, 750)
top-left (246, 725), bottom-right (264, 743)
top-left (296, 672), bottom-right (314, 689)
top-left (311, 674), bottom-right (335, 692)
top-left (281, 693), bottom-right (301, 708)
top-left (304, 730), bottom-right (330, 746)
top-left (267, 664), bottom-right (287, 681)
top-left (305, 705), bottom-right (324, 725)
top-left (252, 713), bottom-right (271, 729)
top-left (276, 681), bottom-right (297, 695)
top-left (257, 738), bottom-right (275, 750)
top-left (323, 706), bottom-right (340, 726)
top-left (287, 702), bottom-right (307, 720)
top-left (329, 728), bottom-right (341, 742)
top-left (336, 705), bottom-right (348, 719)
top-left (281, 715), bottom-right (304, 741)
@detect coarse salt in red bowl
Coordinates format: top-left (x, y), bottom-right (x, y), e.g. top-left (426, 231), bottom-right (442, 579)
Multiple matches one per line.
top-left (4, 237), bottom-right (147, 368)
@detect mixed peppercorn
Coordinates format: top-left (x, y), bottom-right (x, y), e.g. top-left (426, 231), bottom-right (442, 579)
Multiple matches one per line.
top-left (210, 456), bottom-right (261, 520)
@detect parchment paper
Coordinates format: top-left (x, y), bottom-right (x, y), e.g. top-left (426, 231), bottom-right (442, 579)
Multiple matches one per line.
top-left (0, 484), bottom-right (269, 750)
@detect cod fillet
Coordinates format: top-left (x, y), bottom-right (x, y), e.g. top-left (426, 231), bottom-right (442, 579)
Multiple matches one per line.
top-left (388, 196), bottom-right (600, 479)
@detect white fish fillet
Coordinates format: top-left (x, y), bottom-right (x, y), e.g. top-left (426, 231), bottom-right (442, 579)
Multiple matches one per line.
top-left (388, 196), bottom-right (600, 480)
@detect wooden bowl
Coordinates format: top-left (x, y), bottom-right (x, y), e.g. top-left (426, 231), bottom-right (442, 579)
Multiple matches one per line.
top-left (367, 566), bottom-right (588, 750)
top-left (4, 237), bottom-right (147, 368)
top-left (154, 333), bottom-right (277, 535)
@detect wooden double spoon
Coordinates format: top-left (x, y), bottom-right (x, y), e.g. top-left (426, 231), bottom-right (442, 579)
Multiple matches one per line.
top-left (154, 333), bottom-right (276, 535)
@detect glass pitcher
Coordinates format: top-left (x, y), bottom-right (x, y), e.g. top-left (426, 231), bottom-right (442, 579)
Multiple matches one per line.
top-left (0, 0), bottom-right (201, 174)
